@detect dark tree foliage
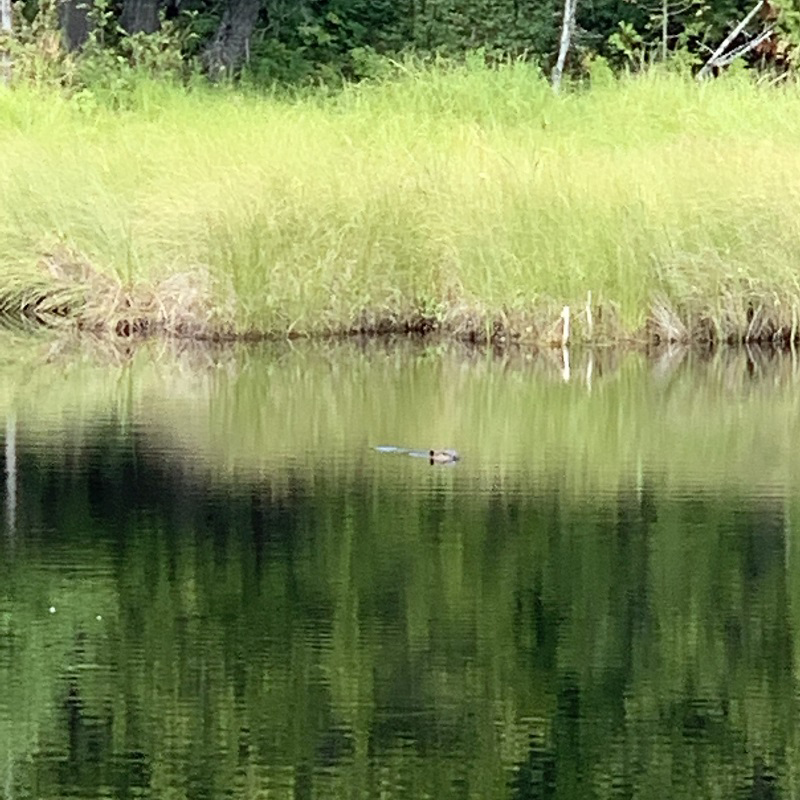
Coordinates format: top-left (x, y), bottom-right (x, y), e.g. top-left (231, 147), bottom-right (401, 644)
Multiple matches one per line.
top-left (36, 0), bottom-right (785, 83)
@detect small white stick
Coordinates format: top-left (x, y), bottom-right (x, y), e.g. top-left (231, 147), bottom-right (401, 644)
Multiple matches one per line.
top-left (585, 351), bottom-right (594, 394)
top-left (560, 305), bottom-right (571, 348)
top-left (561, 346), bottom-right (571, 383)
top-left (585, 291), bottom-right (593, 341)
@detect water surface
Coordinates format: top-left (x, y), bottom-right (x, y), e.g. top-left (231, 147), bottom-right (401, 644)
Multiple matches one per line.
top-left (0, 336), bottom-right (798, 799)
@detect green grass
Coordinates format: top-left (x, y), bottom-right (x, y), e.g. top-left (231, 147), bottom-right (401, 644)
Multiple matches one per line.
top-left (2, 65), bottom-right (800, 342)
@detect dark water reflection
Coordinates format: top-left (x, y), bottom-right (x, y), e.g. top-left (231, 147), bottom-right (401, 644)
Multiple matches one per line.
top-left (0, 339), bottom-right (798, 799)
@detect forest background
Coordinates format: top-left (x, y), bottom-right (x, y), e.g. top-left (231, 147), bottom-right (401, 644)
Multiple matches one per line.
top-left (3, 0), bottom-right (796, 94)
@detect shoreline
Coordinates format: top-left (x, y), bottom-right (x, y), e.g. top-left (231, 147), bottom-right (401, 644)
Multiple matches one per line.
top-left (2, 280), bottom-right (796, 348)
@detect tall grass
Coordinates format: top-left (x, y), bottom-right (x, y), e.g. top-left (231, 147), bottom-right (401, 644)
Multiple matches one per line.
top-left (2, 65), bottom-right (800, 341)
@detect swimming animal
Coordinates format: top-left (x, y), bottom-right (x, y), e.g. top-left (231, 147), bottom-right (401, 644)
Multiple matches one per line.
top-left (428, 449), bottom-right (459, 464)
top-left (375, 446), bottom-right (460, 465)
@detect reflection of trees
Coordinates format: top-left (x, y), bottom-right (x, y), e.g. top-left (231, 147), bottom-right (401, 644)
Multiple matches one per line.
top-left (0, 432), bottom-right (797, 799)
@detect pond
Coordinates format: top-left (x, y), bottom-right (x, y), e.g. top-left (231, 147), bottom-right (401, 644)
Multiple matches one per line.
top-left (0, 333), bottom-right (797, 799)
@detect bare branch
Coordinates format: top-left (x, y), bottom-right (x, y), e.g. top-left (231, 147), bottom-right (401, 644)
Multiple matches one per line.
top-left (714, 25), bottom-right (774, 67)
top-left (697, 0), bottom-right (765, 79)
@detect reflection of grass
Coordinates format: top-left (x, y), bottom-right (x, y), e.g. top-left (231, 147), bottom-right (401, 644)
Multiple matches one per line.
top-left (3, 333), bottom-right (800, 494)
top-left (3, 70), bottom-right (800, 340)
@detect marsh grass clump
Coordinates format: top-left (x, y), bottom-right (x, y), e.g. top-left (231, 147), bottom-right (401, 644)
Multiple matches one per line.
top-left (0, 269), bottom-right (80, 325)
top-left (29, 248), bottom-right (225, 338)
top-left (3, 67), bottom-right (800, 344)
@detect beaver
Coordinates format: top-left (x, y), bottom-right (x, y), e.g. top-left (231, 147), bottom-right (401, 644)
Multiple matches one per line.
top-left (375, 446), bottom-right (460, 465)
top-left (429, 449), bottom-right (459, 464)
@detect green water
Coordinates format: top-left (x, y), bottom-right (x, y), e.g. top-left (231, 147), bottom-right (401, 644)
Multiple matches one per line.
top-left (0, 336), bottom-right (798, 799)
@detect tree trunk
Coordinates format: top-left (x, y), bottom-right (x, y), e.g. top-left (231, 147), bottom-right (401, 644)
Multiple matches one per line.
top-left (202, 0), bottom-right (260, 76)
top-left (0, 0), bottom-right (11, 86)
top-left (59, 0), bottom-right (93, 51)
top-left (551, 0), bottom-right (577, 92)
top-left (120, 0), bottom-right (161, 34)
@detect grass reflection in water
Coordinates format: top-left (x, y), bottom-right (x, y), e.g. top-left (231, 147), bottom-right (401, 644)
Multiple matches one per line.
top-left (0, 337), bottom-right (796, 799)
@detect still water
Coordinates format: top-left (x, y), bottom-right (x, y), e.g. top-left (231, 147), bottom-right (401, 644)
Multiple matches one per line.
top-left (0, 334), bottom-right (798, 799)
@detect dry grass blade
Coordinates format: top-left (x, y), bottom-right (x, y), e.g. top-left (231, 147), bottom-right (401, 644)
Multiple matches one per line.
top-left (649, 297), bottom-right (688, 345)
top-left (28, 247), bottom-right (225, 338)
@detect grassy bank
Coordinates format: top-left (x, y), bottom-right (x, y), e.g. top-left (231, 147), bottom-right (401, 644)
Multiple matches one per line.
top-left (2, 65), bottom-right (800, 344)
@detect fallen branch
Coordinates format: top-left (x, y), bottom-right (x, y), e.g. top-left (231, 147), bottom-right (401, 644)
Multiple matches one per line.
top-left (713, 25), bottom-right (774, 67)
top-left (697, 0), bottom-right (766, 79)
